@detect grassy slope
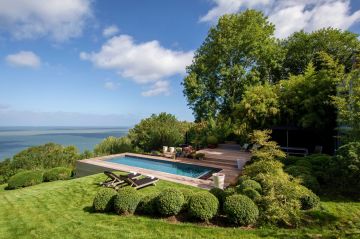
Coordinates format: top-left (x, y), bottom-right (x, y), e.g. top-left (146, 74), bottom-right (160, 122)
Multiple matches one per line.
top-left (0, 174), bottom-right (359, 239)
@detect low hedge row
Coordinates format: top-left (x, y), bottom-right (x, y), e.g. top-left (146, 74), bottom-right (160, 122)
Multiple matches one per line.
top-left (7, 167), bottom-right (73, 190)
top-left (93, 186), bottom-right (263, 226)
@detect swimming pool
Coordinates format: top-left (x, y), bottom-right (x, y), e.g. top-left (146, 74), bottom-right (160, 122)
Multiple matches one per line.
top-left (105, 155), bottom-right (219, 179)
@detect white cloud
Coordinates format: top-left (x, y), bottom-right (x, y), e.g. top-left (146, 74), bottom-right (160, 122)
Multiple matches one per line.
top-left (81, 34), bottom-right (193, 96)
top-left (141, 81), bottom-right (170, 97)
top-left (103, 25), bottom-right (119, 37)
top-left (200, 0), bottom-right (360, 38)
top-left (104, 81), bottom-right (120, 90)
top-left (0, 0), bottom-right (92, 41)
top-left (5, 51), bottom-right (41, 68)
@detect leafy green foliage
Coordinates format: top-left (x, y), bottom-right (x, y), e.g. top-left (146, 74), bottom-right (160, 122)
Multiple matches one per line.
top-left (242, 188), bottom-right (261, 201)
top-left (332, 69), bottom-right (360, 142)
top-left (156, 188), bottom-right (185, 216)
top-left (137, 193), bottom-right (159, 215)
top-left (183, 10), bottom-right (283, 121)
top-left (128, 113), bottom-right (189, 152)
top-left (0, 159), bottom-right (16, 184)
top-left (188, 192), bottom-right (219, 221)
top-left (94, 136), bottom-right (134, 156)
top-left (93, 188), bottom-right (117, 212)
top-left (282, 28), bottom-right (360, 76)
top-left (9, 143), bottom-right (79, 179)
top-left (243, 159), bottom-right (284, 178)
top-left (235, 83), bottom-right (279, 132)
top-left (43, 167), bottom-right (72, 182)
top-left (114, 187), bottom-right (141, 215)
top-left (300, 190), bottom-right (320, 210)
top-left (224, 194), bottom-right (259, 226)
top-left (237, 179), bottom-right (262, 194)
top-left (179, 188), bottom-right (195, 210)
top-left (7, 170), bottom-right (44, 190)
top-left (249, 130), bottom-right (286, 161)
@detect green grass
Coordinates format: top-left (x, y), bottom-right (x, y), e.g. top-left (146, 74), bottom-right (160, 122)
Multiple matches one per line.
top-left (0, 174), bottom-right (359, 239)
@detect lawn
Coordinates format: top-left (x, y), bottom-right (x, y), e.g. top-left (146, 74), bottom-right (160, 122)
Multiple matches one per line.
top-left (0, 174), bottom-right (359, 239)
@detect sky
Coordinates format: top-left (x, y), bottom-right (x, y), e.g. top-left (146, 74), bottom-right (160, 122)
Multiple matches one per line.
top-left (0, 0), bottom-right (360, 127)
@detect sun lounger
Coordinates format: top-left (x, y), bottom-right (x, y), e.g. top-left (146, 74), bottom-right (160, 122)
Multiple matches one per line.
top-left (123, 176), bottom-right (159, 190)
top-left (100, 171), bottom-right (141, 188)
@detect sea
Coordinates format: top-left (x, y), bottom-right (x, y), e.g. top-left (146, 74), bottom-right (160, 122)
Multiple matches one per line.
top-left (0, 126), bottom-right (129, 161)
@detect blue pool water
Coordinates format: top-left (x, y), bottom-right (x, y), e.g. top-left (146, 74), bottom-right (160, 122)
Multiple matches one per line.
top-left (106, 155), bottom-right (219, 178)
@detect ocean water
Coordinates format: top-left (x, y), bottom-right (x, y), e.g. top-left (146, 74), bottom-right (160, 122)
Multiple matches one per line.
top-left (0, 126), bottom-right (129, 161)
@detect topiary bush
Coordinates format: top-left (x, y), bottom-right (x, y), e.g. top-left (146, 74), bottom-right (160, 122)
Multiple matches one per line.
top-left (43, 167), bottom-right (72, 182)
top-left (300, 190), bottom-right (320, 210)
top-left (223, 194), bottom-right (259, 226)
top-left (242, 188), bottom-right (261, 201)
top-left (137, 193), bottom-right (159, 215)
top-left (210, 188), bottom-right (226, 207)
top-left (179, 188), bottom-right (195, 210)
top-left (93, 188), bottom-right (117, 212)
top-left (156, 188), bottom-right (184, 216)
top-left (237, 179), bottom-right (262, 193)
top-left (297, 174), bottom-right (320, 193)
top-left (114, 187), bottom-right (141, 215)
top-left (7, 170), bottom-right (43, 189)
top-left (188, 192), bottom-right (219, 221)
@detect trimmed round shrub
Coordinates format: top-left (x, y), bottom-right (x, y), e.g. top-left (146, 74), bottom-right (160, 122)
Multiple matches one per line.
top-left (137, 193), bottom-right (159, 215)
top-left (179, 188), bottom-right (195, 210)
top-left (188, 192), bottom-right (219, 221)
top-left (156, 188), bottom-right (184, 216)
top-left (223, 195), bottom-right (259, 226)
top-left (242, 188), bottom-right (261, 201)
top-left (237, 179), bottom-right (262, 193)
top-left (285, 165), bottom-right (312, 177)
top-left (295, 159), bottom-right (312, 169)
top-left (43, 167), bottom-right (72, 182)
top-left (300, 191), bottom-right (320, 210)
top-left (93, 188), bottom-right (117, 212)
top-left (297, 174), bottom-right (320, 192)
top-left (210, 188), bottom-right (226, 206)
top-left (7, 170), bottom-right (43, 189)
top-left (207, 135), bottom-right (218, 145)
top-left (114, 187), bottom-right (141, 215)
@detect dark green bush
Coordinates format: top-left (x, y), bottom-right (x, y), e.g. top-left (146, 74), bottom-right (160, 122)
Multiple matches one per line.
top-left (237, 179), bottom-right (262, 193)
top-left (137, 193), bottom-right (159, 215)
top-left (179, 188), bottom-right (195, 210)
top-left (242, 188), bottom-right (261, 201)
top-left (207, 135), bottom-right (218, 145)
top-left (93, 188), bottom-right (117, 212)
top-left (283, 156), bottom-right (301, 166)
top-left (223, 194), bottom-right (259, 226)
top-left (285, 165), bottom-right (312, 177)
top-left (297, 174), bottom-right (320, 193)
top-left (114, 187), bottom-right (141, 215)
top-left (156, 188), bottom-right (184, 216)
top-left (188, 192), bottom-right (219, 221)
top-left (300, 190), bottom-right (320, 210)
top-left (209, 188), bottom-right (226, 207)
top-left (7, 170), bottom-right (43, 189)
top-left (43, 167), bottom-right (72, 182)
top-left (295, 159), bottom-right (312, 169)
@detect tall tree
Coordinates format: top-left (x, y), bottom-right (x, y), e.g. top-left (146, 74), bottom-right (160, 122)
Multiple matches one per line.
top-left (282, 28), bottom-right (360, 76)
top-left (183, 10), bottom-right (284, 121)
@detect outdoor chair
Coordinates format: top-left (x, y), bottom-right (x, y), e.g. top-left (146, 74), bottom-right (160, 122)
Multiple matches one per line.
top-left (123, 176), bottom-right (159, 190)
top-left (100, 171), bottom-right (141, 188)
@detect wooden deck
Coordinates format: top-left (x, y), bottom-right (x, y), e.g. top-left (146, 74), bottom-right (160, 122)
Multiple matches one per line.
top-left (76, 147), bottom-right (250, 189)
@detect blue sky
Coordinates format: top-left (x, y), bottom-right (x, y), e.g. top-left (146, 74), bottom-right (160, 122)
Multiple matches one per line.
top-left (0, 0), bottom-right (360, 126)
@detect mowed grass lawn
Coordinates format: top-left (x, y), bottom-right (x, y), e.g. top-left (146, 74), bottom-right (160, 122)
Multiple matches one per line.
top-left (0, 174), bottom-right (360, 239)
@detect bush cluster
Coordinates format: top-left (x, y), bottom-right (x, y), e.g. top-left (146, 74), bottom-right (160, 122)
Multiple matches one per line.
top-left (7, 170), bottom-right (44, 189)
top-left (43, 167), bottom-right (72, 182)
